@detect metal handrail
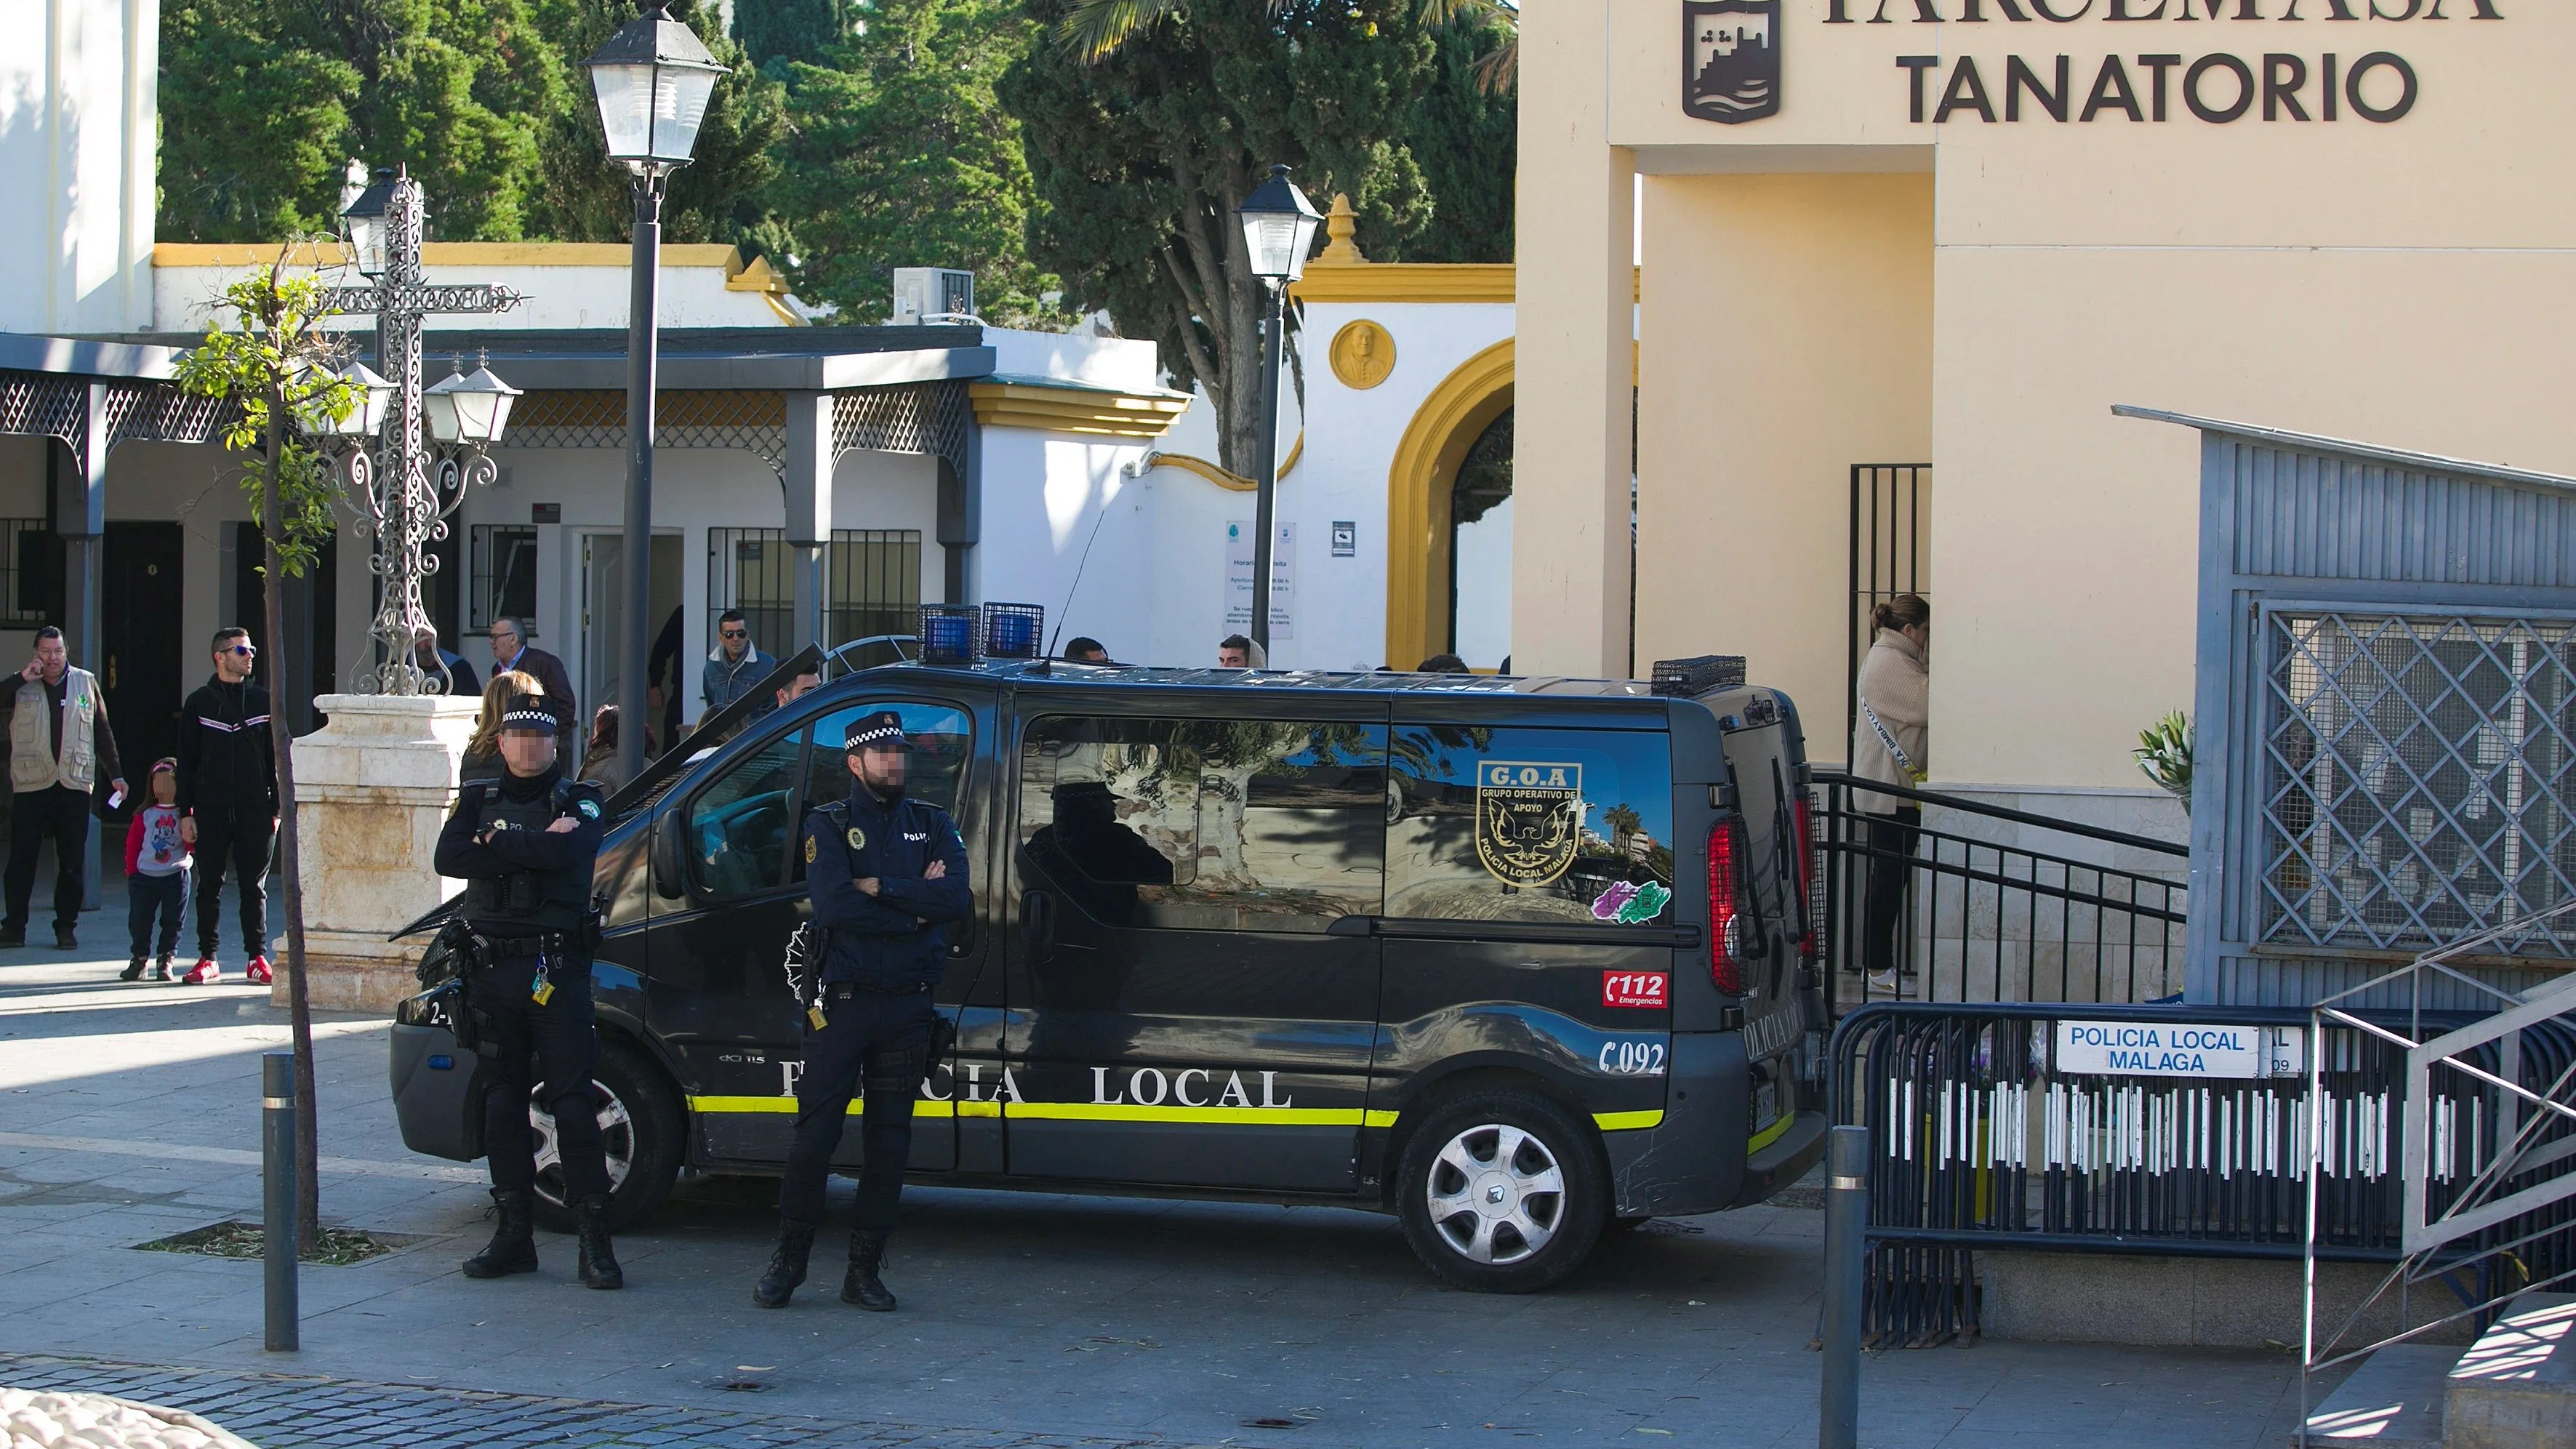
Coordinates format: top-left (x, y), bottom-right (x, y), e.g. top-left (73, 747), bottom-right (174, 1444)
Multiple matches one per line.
top-left (1812, 770), bottom-right (2187, 857)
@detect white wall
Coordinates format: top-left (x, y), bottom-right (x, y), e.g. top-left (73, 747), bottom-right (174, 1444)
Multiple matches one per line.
top-left (0, 0), bottom-right (157, 334)
top-left (151, 249), bottom-right (803, 334)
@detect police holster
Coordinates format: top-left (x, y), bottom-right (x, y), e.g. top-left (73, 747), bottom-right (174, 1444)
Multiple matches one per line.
top-left (395, 917), bottom-right (491, 1052)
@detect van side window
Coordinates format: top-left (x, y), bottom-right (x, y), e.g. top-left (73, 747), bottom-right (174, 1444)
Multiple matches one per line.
top-left (688, 734), bottom-right (804, 899)
top-left (1387, 724), bottom-right (1676, 925)
top-left (791, 702), bottom-right (974, 883)
top-left (1019, 717), bottom-right (1387, 933)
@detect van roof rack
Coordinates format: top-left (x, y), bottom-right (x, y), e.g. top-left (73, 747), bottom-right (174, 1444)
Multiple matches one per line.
top-left (1649, 655), bottom-right (1746, 697)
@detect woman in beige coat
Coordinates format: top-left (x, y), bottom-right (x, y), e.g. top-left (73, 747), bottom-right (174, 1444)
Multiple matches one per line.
top-left (1850, 595), bottom-right (1929, 986)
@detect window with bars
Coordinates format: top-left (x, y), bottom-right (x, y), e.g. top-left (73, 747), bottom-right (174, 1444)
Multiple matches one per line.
top-left (2260, 611), bottom-right (2576, 958)
top-left (706, 528), bottom-right (922, 657)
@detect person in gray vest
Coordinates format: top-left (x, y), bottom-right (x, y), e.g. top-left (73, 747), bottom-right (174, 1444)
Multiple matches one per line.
top-left (0, 627), bottom-right (125, 950)
top-left (432, 694), bottom-right (619, 1288)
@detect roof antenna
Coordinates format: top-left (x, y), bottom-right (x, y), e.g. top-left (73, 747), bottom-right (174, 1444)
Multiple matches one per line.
top-left (1047, 480), bottom-right (1118, 658)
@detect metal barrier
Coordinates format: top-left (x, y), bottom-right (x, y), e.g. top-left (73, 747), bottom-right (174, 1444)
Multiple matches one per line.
top-left (2299, 910), bottom-right (2576, 1433)
top-left (1826, 1000), bottom-right (2576, 1347)
top-left (1813, 772), bottom-right (2188, 1014)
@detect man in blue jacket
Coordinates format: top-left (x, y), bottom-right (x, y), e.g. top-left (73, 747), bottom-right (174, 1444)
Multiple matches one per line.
top-left (753, 710), bottom-right (968, 1312)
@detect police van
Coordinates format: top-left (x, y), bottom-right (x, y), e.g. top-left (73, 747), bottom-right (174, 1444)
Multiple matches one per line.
top-left (390, 614), bottom-right (1828, 1293)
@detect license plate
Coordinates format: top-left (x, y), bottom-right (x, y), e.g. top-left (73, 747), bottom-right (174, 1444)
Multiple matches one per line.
top-left (1601, 971), bottom-right (1669, 1009)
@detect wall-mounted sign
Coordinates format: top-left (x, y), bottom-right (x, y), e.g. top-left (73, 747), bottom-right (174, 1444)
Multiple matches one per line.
top-left (1685, 1), bottom-right (1781, 124)
top-left (1224, 521), bottom-right (1293, 640)
top-left (2055, 1019), bottom-right (2307, 1080)
top-left (1331, 521), bottom-right (1357, 557)
top-left (531, 503), bottom-right (561, 524)
top-left (1682, 2), bottom-right (2512, 129)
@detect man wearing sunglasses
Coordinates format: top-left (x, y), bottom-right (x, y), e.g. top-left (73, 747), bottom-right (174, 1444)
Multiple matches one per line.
top-left (172, 627), bottom-right (276, 984)
top-left (702, 609), bottom-right (775, 719)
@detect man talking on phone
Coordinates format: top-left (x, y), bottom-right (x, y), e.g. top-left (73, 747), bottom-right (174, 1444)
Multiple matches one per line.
top-left (0, 627), bottom-right (125, 950)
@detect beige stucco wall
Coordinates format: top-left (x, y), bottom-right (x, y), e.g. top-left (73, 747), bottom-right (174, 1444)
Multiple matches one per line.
top-left (1635, 172), bottom-right (1931, 750)
top-left (1525, 1), bottom-right (2576, 792)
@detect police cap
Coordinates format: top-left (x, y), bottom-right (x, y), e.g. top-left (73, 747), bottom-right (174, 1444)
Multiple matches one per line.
top-left (497, 694), bottom-right (556, 735)
top-left (845, 710), bottom-right (912, 754)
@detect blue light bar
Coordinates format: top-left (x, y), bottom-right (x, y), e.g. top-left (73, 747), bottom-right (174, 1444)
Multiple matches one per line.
top-left (919, 604), bottom-right (980, 665)
top-left (984, 602), bottom-right (1044, 661)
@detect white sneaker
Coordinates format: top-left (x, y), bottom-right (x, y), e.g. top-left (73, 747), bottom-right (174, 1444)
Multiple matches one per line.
top-left (1866, 970), bottom-right (1901, 995)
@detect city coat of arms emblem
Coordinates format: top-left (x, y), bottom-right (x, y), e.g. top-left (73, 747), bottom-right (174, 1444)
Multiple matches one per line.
top-left (1684, 0), bottom-right (1781, 125)
top-left (1475, 761), bottom-right (1586, 888)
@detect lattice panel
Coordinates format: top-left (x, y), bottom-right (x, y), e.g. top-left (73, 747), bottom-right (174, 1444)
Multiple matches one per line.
top-left (2261, 611), bottom-right (2576, 958)
top-left (505, 389), bottom-right (790, 470)
top-left (835, 381), bottom-right (970, 479)
top-left (0, 374), bottom-right (87, 450)
top-left (99, 383), bottom-right (230, 449)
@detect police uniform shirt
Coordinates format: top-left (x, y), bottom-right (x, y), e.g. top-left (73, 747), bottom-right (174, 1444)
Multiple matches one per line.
top-left (802, 785), bottom-right (971, 988)
top-left (433, 766), bottom-right (607, 936)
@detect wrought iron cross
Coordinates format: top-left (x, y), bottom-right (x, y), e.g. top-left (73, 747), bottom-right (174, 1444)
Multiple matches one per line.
top-left (318, 167), bottom-right (524, 697)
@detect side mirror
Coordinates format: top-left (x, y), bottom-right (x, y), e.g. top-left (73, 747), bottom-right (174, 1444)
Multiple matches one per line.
top-left (650, 814), bottom-right (686, 900)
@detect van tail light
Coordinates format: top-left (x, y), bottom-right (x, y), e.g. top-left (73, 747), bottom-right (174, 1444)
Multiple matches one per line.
top-left (1707, 818), bottom-right (1749, 995)
top-left (1794, 792), bottom-right (1821, 962)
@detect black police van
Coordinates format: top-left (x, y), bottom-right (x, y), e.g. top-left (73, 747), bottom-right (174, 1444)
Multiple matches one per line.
top-left (390, 623), bottom-right (1827, 1293)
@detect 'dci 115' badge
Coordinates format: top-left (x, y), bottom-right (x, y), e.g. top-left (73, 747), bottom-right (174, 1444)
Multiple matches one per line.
top-left (1476, 761), bottom-right (1585, 887)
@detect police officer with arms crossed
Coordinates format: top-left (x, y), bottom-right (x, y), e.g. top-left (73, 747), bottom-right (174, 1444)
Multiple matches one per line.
top-left (754, 710), bottom-right (968, 1311)
top-left (433, 694), bottom-right (624, 1289)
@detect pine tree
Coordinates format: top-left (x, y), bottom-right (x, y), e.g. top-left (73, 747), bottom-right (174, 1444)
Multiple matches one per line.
top-left (768, 0), bottom-right (1064, 324)
top-left (1000, 0), bottom-right (1440, 475)
top-left (1405, 15), bottom-right (1515, 265)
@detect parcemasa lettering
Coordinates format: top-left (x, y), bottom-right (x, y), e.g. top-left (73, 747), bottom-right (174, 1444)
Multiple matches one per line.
top-left (1830, 0), bottom-right (2501, 20)
top-left (1898, 51), bottom-right (2417, 121)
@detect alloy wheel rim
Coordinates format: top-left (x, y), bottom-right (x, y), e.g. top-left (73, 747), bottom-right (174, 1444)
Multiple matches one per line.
top-left (530, 1078), bottom-right (635, 1208)
top-left (1424, 1122), bottom-right (1565, 1265)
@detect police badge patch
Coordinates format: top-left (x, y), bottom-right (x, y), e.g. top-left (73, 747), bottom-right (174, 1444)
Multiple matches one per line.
top-left (804, 835), bottom-right (817, 864)
top-left (1683, 0), bottom-right (1780, 125)
top-left (846, 827), bottom-right (866, 852)
top-left (1475, 762), bottom-right (1586, 887)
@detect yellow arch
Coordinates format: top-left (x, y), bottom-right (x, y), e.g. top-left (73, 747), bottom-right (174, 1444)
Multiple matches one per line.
top-left (1386, 338), bottom-right (1513, 671)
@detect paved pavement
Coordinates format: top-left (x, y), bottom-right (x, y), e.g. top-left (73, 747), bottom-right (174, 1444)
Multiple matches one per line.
top-left (0, 898), bottom-right (2327, 1448)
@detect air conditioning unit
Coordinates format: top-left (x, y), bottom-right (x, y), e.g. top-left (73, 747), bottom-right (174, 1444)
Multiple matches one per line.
top-left (892, 268), bottom-right (976, 325)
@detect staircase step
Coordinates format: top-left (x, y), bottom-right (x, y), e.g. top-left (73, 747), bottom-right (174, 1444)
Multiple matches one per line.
top-left (2444, 1291), bottom-right (2576, 1449)
top-left (2300, 1344), bottom-right (2459, 1448)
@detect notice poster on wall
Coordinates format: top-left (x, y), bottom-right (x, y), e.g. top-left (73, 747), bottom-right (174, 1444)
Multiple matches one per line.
top-left (1225, 521), bottom-right (1293, 641)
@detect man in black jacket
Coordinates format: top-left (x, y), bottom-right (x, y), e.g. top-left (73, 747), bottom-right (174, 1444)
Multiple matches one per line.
top-left (174, 627), bottom-right (277, 986)
top-left (486, 617), bottom-right (578, 760)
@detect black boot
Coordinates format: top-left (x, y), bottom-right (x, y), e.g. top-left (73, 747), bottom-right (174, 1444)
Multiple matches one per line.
top-left (576, 1195), bottom-right (623, 1290)
top-left (752, 1219), bottom-right (817, 1309)
top-left (840, 1227), bottom-right (896, 1312)
top-left (461, 1188), bottom-right (538, 1278)
top-left (120, 956), bottom-right (146, 982)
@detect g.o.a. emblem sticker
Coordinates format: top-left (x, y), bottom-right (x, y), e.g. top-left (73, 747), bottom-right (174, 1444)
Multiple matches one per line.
top-left (1475, 762), bottom-right (1586, 887)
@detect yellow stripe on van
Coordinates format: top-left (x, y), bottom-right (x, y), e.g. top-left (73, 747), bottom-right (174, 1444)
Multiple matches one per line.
top-left (1746, 1112), bottom-right (1794, 1155)
top-left (687, 1095), bottom-right (975, 1119)
top-left (1362, 1109), bottom-right (1401, 1129)
top-left (1594, 1110), bottom-right (1665, 1131)
top-left (1004, 1103), bottom-right (1365, 1128)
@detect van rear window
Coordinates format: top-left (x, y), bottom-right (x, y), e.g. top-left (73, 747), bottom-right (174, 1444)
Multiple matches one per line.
top-left (1387, 725), bottom-right (1674, 925)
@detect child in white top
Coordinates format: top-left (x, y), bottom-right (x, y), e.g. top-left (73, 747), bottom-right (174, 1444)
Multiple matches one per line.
top-left (121, 760), bottom-right (191, 982)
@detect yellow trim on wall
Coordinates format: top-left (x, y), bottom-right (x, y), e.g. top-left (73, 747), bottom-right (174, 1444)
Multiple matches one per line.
top-left (968, 381), bottom-right (1190, 438)
top-left (1386, 338), bottom-right (1514, 672)
top-left (1140, 433), bottom-right (1301, 491)
top-left (153, 241), bottom-right (747, 269)
top-left (1291, 264), bottom-right (1515, 305)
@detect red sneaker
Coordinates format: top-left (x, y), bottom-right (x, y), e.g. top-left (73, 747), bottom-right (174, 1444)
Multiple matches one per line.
top-left (180, 958), bottom-right (221, 985)
top-left (244, 956), bottom-right (273, 986)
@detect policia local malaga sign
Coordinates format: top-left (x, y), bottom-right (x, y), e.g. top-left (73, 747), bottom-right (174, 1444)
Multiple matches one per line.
top-left (1685, 1), bottom-right (2507, 128)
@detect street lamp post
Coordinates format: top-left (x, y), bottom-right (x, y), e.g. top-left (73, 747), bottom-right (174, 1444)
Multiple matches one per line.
top-left (584, 5), bottom-right (725, 783)
top-left (318, 167), bottom-right (523, 696)
top-left (1235, 165), bottom-right (1323, 663)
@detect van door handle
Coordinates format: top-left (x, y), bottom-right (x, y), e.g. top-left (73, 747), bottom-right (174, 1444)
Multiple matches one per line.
top-left (1019, 890), bottom-right (1055, 964)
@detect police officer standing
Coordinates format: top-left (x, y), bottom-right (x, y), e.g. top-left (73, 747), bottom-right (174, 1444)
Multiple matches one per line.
top-left (754, 710), bottom-right (968, 1311)
top-left (433, 694), bottom-right (622, 1289)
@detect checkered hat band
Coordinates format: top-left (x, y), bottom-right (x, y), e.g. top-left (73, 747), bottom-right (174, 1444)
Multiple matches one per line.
top-left (499, 703), bottom-right (555, 731)
top-left (846, 721), bottom-right (907, 750)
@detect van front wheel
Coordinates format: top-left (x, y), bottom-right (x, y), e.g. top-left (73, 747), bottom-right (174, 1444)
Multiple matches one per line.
top-left (1397, 1089), bottom-right (1608, 1293)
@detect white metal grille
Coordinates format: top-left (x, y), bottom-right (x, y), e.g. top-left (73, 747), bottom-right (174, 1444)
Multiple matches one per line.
top-left (2261, 611), bottom-right (2576, 957)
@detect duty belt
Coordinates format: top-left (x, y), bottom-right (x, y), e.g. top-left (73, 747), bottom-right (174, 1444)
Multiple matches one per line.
top-left (481, 930), bottom-right (576, 958)
top-left (821, 981), bottom-right (933, 1000)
